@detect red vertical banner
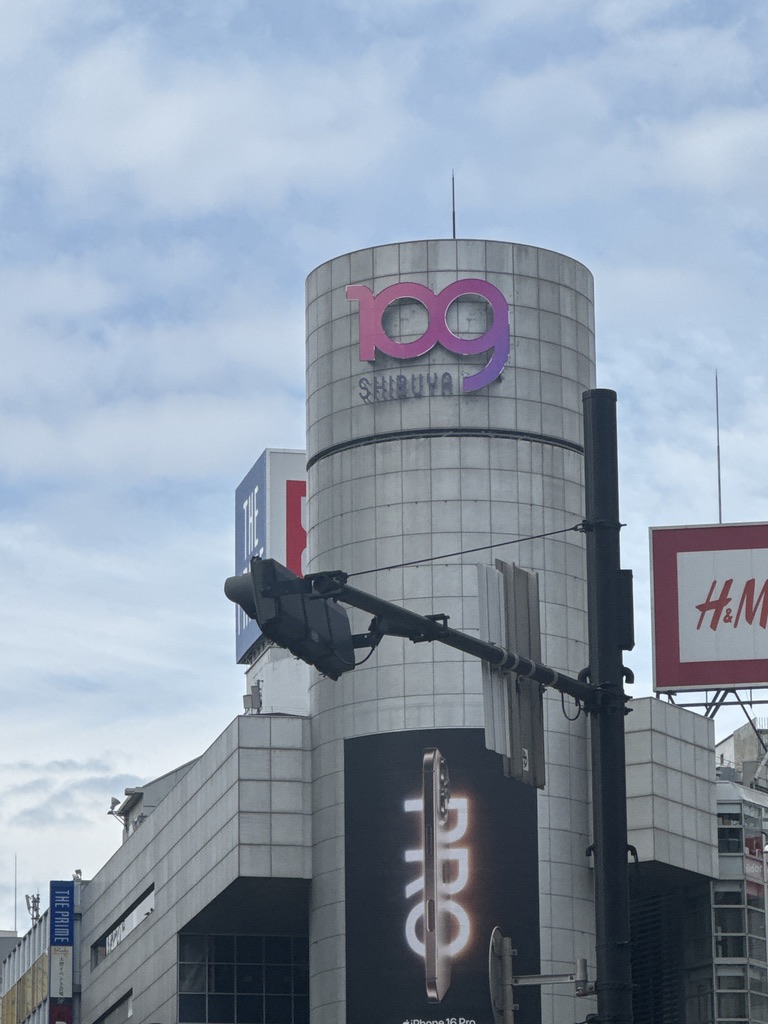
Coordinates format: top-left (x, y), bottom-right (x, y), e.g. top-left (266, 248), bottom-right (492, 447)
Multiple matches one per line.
top-left (285, 479), bottom-right (307, 576)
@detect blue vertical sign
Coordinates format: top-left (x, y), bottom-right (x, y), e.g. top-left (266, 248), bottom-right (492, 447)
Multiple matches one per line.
top-left (49, 880), bottom-right (75, 1018)
top-left (235, 453), bottom-right (268, 662)
top-left (49, 881), bottom-right (74, 946)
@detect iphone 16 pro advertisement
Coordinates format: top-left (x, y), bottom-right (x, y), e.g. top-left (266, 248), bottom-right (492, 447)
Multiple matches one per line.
top-left (345, 729), bottom-right (540, 1024)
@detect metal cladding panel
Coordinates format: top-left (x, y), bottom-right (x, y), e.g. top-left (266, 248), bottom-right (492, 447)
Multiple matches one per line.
top-left (478, 561), bottom-right (545, 788)
top-left (651, 522), bottom-right (768, 691)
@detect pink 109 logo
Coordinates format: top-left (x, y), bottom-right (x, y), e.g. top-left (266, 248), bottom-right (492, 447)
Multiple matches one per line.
top-left (346, 279), bottom-right (510, 393)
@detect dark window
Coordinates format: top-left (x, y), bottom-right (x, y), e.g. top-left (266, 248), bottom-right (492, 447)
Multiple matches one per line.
top-left (91, 887), bottom-right (155, 968)
top-left (748, 882), bottom-right (766, 911)
top-left (208, 994), bottom-right (235, 1022)
top-left (178, 935), bottom-right (308, 1023)
top-left (292, 965), bottom-right (309, 993)
top-left (209, 963), bottom-right (236, 993)
top-left (718, 827), bottom-right (744, 854)
top-left (293, 938), bottom-right (309, 967)
top-left (716, 934), bottom-right (746, 957)
top-left (179, 963), bottom-right (206, 993)
top-left (716, 906), bottom-right (744, 934)
top-left (264, 965), bottom-right (292, 995)
top-left (264, 993), bottom-right (292, 1021)
top-left (236, 994), bottom-right (264, 1023)
top-left (179, 994), bottom-right (206, 1022)
top-left (714, 884), bottom-right (744, 906)
top-left (212, 935), bottom-right (236, 963)
top-left (264, 937), bottom-right (292, 963)
top-left (749, 908), bottom-right (767, 938)
top-left (753, 990), bottom-right (768, 1023)
top-left (180, 935), bottom-right (208, 962)
top-left (238, 964), bottom-right (264, 993)
top-left (717, 990), bottom-right (747, 1017)
top-left (237, 937), bottom-right (263, 963)
top-left (292, 995), bottom-right (309, 1024)
top-left (717, 968), bottom-right (746, 990)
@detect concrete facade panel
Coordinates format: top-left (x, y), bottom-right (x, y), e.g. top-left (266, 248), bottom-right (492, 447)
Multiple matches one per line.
top-left (77, 717), bottom-right (311, 1024)
top-left (625, 698), bottom-right (718, 879)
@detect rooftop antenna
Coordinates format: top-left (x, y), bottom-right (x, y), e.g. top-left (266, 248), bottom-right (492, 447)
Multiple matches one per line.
top-left (14, 854), bottom-right (17, 933)
top-left (716, 371), bottom-right (723, 524)
top-left (25, 893), bottom-right (40, 923)
top-left (451, 170), bottom-right (456, 240)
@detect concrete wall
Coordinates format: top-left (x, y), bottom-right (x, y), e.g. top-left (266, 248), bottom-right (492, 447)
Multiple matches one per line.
top-left (626, 698), bottom-right (717, 876)
top-left (79, 715), bottom-right (310, 1024)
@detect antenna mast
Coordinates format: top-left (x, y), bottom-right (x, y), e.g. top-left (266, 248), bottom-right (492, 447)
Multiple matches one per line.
top-left (716, 371), bottom-right (723, 524)
top-left (451, 170), bottom-right (456, 240)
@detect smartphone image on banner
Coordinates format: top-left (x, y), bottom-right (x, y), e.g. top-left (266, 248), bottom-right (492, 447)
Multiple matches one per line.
top-left (423, 747), bottom-right (452, 1001)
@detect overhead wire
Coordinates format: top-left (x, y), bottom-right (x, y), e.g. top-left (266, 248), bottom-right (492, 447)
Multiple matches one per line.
top-left (346, 521), bottom-right (586, 578)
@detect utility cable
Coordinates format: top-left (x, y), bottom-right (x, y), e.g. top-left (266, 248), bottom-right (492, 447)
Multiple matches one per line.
top-left (346, 522), bottom-right (585, 578)
top-left (561, 690), bottom-right (583, 721)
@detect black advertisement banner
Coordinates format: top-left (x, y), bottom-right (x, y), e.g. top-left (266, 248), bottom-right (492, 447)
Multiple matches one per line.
top-left (345, 728), bottom-right (540, 1024)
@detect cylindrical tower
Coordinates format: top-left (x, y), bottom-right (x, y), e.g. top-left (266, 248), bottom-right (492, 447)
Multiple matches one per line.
top-left (305, 239), bottom-right (596, 1024)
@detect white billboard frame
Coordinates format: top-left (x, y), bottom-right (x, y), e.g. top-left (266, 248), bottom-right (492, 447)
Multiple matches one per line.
top-left (650, 522), bottom-right (768, 692)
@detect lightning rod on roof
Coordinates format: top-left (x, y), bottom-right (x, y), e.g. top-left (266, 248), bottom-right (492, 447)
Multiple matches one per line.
top-left (716, 371), bottom-right (723, 524)
top-left (451, 170), bottom-right (456, 240)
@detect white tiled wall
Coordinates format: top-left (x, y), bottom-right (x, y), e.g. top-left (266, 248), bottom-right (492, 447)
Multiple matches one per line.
top-left (305, 240), bottom-right (596, 1024)
top-left (79, 715), bottom-right (311, 1024)
top-left (625, 697), bottom-right (718, 877)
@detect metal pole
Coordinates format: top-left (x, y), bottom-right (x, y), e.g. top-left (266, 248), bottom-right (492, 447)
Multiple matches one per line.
top-left (583, 389), bottom-right (633, 1023)
top-left (309, 574), bottom-right (596, 705)
top-left (501, 935), bottom-right (516, 1024)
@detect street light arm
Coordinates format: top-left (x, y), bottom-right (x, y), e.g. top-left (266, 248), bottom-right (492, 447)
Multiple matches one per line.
top-left (307, 571), bottom-right (596, 706)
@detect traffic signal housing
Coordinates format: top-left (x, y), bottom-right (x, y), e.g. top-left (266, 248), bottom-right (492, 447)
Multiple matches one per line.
top-left (224, 558), bottom-right (355, 680)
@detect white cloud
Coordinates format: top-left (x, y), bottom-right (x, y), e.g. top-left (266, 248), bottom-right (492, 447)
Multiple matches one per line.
top-left (6, 28), bottom-right (421, 219)
top-left (652, 105), bottom-right (768, 195)
top-left (0, 390), bottom-right (303, 481)
top-left (0, 244), bottom-right (307, 484)
top-left (0, 260), bottom-right (117, 325)
top-left (591, 0), bottom-right (686, 34)
top-left (465, 9), bottom-right (767, 216)
top-left (599, 23), bottom-right (759, 103)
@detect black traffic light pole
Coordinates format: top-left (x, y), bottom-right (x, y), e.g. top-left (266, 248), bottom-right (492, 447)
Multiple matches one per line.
top-left (583, 389), bottom-right (633, 1024)
top-left (225, 388), bottom-right (634, 1024)
top-left (310, 570), bottom-right (596, 705)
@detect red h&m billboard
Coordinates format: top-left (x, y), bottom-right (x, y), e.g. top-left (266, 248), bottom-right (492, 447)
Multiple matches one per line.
top-left (651, 523), bottom-right (768, 692)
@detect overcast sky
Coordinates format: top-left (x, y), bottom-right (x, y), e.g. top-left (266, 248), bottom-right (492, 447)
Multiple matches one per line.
top-left (1, 0), bottom-right (766, 930)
